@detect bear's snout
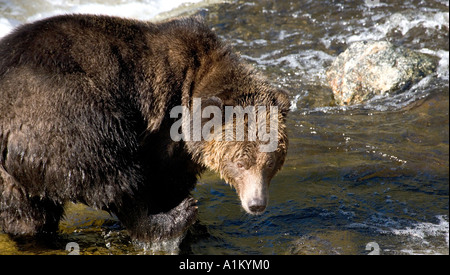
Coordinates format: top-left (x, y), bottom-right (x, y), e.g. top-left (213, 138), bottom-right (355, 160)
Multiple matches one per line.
top-left (238, 173), bottom-right (269, 215)
top-left (247, 198), bottom-right (267, 214)
top-left (242, 193), bottom-right (268, 215)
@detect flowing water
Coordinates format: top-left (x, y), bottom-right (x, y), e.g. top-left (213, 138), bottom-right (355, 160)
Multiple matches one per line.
top-left (0, 0), bottom-right (448, 255)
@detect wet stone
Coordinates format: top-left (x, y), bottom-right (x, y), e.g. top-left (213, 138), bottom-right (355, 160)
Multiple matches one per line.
top-left (326, 41), bottom-right (437, 106)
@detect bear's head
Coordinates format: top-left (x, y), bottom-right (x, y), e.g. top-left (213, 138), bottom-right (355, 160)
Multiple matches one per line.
top-left (181, 82), bottom-right (289, 215)
top-left (172, 37), bottom-right (290, 214)
top-left (203, 89), bottom-right (289, 215)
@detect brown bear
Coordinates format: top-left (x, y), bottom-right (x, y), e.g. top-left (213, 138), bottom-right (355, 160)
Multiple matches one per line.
top-left (0, 15), bottom-right (289, 243)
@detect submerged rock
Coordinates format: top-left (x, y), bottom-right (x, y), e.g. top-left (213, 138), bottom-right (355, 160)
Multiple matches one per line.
top-left (326, 41), bottom-right (437, 105)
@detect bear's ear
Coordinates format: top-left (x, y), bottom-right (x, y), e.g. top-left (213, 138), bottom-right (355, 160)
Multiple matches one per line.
top-left (201, 96), bottom-right (223, 110)
top-left (191, 14), bottom-right (206, 24)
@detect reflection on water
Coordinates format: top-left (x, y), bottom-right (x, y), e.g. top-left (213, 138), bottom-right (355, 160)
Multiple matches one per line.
top-left (0, 0), bottom-right (448, 254)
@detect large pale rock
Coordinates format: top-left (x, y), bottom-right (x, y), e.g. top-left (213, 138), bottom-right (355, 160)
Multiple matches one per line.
top-left (326, 41), bottom-right (436, 105)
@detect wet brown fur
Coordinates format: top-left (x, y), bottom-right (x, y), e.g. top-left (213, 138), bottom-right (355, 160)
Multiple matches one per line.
top-left (0, 14), bottom-right (289, 241)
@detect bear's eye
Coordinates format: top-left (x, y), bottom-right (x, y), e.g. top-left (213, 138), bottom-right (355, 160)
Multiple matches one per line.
top-left (236, 162), bottom-right (245, 169)
top-left (267, 160), bottom-right (274, 169)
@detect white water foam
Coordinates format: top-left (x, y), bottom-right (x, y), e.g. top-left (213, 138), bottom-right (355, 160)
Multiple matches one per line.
top-left (348, 215), bottom-right (449, 255)
top-left (133, 235), bottom-right (185, 255)
top-left (390, 216), bottom-right (449, 246)
top-left (320, 10), bottom-right (449, 47)
top-left (388, 215), bottom-right (449, 255)
top-left (242, 49), bottom-right (335, 86)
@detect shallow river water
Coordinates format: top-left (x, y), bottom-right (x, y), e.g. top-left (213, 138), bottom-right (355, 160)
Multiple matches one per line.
top-left (0, 0), bottom-right (449, 255)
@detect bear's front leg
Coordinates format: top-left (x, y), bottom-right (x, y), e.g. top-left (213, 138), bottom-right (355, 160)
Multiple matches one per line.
top-left (116, 196), bottom-right (198, 243)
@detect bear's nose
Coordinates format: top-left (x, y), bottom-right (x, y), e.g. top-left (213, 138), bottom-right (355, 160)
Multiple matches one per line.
top-left (248, 199), bottom-right (266, 214)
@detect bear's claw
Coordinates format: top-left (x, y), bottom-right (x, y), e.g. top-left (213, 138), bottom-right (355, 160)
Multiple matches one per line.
top-left (173, 196), bottom-right (198, 225)
top-left (156, 196), bottom-right (198, 240)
